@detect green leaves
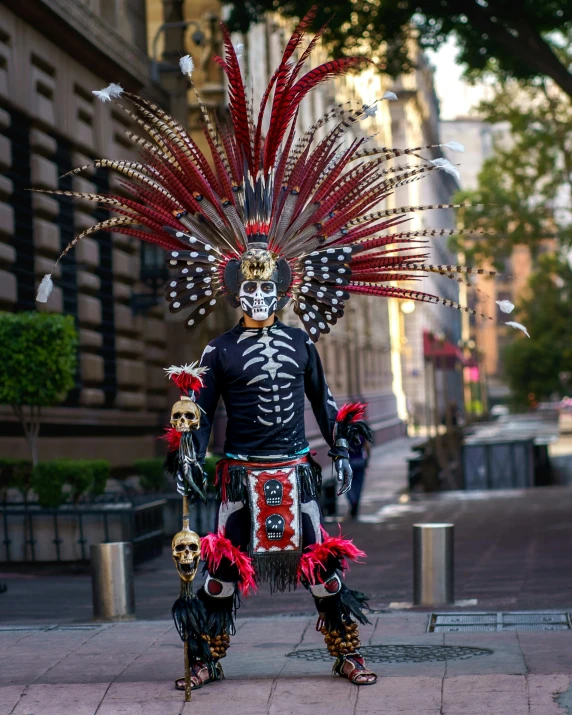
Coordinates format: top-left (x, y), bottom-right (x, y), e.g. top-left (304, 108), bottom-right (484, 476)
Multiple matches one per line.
top-left (503, 255), bottom-right (572, 406)
top-left (133, 458), bottom-right (167, 493)
top-left (223, 1), bottom-right (572, 97)
top-left (0, 312), bottom-right (78, 407)
top-left (31, 459), bottom-right (111, 508)
top-left (450, 81), bottom-right (572, 268)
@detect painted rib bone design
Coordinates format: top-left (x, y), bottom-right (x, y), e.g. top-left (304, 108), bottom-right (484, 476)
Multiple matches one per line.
top-left (237, 327), bottom-right (299, 427)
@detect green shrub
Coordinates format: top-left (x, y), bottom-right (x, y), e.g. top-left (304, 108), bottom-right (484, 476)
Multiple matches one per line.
top-left (90, 460), bottom-right (110, 497)
top-left (31, 459), bottom-right (110, 508)
top-left (31, 460), bottom-right (67, 508)
top-left (134, 458), bottom-right (166, 493)
top-left (0, 312), bottom-right (78, 465)
top-left (0, 459), bottom-right (33, 500)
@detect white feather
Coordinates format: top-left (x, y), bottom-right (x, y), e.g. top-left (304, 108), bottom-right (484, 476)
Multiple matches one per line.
top-left (164, 361), bottom-right (208, 379)
top-left (234, 43), bottom-right (245, 58)
top-left (92, 83), bottom-right (123, 102)
top-left (506, 321), bottom-right (530, 338)
top-left (179, 55), bottom-right (194, 77)
top-left (442, 140), bottom-right (465, 153)
top-left (382, 91), bottom-right (397, 101)
top-left (36, 274), bottom-right (54, 303)
top-left (496, 299), bottom-right (515, 314)
top-left (430, 158), bottom-right (460, 181)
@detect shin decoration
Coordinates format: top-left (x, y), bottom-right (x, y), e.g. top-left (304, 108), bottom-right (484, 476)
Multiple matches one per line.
top-left (165, 363), bottom-right (208, 703)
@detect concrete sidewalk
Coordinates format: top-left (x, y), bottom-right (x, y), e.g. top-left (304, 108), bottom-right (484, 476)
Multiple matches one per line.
top-left (2, 613), bottom-right (572, 714)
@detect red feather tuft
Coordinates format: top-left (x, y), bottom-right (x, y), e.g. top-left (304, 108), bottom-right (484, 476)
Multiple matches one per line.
top-left (299, 527), bottom-right (366, 585)
top-left (159, 427), bottom-right (182, 452)
top-left (336, 402), bottom-right (367, 425)
top-left (201, 530), bottom-right (257, 596)
top-left (170, 373), bottom-right (204, 394)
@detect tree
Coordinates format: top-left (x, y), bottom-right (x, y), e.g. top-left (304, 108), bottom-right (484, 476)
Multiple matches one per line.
top-left (450, 80), bottom-right (572, 267)
top-left (0, 312), bottom-right (78, 465)
top-left (503, 256), bottom-right (572, 406)
top-left (224, 1), bottom-right (572, 99)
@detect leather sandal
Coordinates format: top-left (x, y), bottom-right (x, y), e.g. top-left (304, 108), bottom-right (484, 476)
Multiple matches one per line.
top-left (174, 661), bottom-right (224, 691)
top-left (333, 653), bottom-right (377, 685)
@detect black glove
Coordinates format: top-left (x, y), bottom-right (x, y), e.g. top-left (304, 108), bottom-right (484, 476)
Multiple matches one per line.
top-left (335, 457), bottom-right (353, 496)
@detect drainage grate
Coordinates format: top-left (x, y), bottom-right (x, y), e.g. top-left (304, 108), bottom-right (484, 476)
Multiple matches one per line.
top-left (428, 612), bottom-right (572, 633)
top-left (286, 644), bottom-right (492, 663)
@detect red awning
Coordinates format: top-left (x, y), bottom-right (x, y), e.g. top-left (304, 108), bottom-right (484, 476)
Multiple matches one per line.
top-left (423, 331), bottom-right (464, 367)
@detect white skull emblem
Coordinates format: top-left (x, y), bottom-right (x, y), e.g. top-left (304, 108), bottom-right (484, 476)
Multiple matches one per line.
top-left (239, 280), bottom-right (277, 321)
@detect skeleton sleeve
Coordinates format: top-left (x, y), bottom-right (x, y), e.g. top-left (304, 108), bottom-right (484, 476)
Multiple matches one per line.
top-left (304, 341), bottom-right (349, 460)
top-left (192, 344), bottom-right (222, 462)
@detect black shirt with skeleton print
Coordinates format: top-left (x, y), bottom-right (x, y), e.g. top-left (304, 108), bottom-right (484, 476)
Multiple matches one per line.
top-left (192, 320), bottom-right (346, 460)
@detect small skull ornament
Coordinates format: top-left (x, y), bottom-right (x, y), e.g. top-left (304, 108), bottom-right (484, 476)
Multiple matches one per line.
top-left (170, 396), bottom-right (201, 432)
top-left (263, 479), bottom-right (283, 506)
top-left (172, 529), bottom-right (201, 582)
top-left (265, 514), bottom-right (285, 541)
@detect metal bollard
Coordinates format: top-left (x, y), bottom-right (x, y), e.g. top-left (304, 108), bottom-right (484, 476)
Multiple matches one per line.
top-left (91, 542), bottom-right (136, 621)
top-left (413, 523), bottom-right (454, 606)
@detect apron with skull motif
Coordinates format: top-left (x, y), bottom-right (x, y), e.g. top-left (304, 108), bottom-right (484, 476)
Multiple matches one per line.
top-left (215, 455), bottom-right (321, 591)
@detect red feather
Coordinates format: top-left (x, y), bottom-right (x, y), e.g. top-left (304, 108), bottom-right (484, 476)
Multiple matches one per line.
top-left (201, 530), bottom-right (257, 596)
top-left (299, 527), bottom-right (366, 585)
top-left (336, 402), bottom-right (367, 425)
top-left (159, 427), bottom-right (182, 452)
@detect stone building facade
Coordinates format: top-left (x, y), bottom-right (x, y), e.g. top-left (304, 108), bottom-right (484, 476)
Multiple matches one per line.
top-left (0, 0), bottom-right (171, 465)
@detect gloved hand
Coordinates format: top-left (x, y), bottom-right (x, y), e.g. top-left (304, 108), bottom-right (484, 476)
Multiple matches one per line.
top-left (335, 457), bottom-right (353, 496)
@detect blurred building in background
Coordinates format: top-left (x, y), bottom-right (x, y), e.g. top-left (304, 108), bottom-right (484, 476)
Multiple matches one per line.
top-left (0, 0), bottom-right (171, 465)
top-left (390, 51), bottom-right (464, 433)
top-left (0, 0), bottom-right (464, 468)
top-left (440, 117), bottom-right (547, 408)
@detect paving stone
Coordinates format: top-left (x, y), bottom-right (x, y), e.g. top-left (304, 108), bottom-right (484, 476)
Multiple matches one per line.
top-left (528, 674), bottom-right (571, 715)
top-left (11, 683), bottom-right (108, 715)
top-left (0, 685), bottom-right (26, 715)
top-left (357, 675), bottom-right (442, 713)
top-left (443, 675), bottom-right (529, 715)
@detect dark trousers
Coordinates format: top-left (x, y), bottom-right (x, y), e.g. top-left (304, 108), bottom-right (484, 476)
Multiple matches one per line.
top-left (346, 466), bottom-right (365, 516)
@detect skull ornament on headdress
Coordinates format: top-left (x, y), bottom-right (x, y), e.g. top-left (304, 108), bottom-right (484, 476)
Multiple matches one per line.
top-left (172, 529), bottom-right (201, 582)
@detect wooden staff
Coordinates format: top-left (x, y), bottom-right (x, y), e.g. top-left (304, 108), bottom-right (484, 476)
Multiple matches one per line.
top-left (182, 494), bottom-right (192, 702)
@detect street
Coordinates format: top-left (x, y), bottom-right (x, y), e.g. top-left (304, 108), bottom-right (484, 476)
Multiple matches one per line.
top-left (2, 437), bottom-right (572, 713)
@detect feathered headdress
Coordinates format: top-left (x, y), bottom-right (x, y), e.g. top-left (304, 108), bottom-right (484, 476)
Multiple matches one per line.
top-left (34, 7), bottom-right (496, 341)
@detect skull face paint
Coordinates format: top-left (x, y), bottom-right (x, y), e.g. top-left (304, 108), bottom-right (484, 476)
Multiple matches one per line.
top-left (171, 529), bottom-right (201, 582)
top-left (239, 280), bottom-right (277, 321)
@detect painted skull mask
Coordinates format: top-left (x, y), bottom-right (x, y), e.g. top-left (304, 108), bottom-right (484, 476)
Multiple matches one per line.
top-left (239, 280), bottom-right (277, 322)
top-left (171, 529), bottom-right (201, 582)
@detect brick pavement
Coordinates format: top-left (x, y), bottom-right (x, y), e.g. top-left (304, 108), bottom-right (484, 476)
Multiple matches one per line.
top-left (1, 615), bottom-right (572, 714)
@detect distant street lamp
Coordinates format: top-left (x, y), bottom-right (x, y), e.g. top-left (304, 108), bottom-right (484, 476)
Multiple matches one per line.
top-left (400, 300), bottom-right (416, 315)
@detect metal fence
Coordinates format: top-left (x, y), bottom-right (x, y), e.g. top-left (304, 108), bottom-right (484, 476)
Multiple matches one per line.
top-left (0, 498), bottom-right (165, 564)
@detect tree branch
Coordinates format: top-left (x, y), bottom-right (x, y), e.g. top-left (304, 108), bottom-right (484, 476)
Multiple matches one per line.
top-left (452, 0), bottom-right (572, 98)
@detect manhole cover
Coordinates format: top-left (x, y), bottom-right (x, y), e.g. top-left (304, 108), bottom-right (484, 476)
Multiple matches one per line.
top-left (286, 644), bottom-right (492, 663)
top-left (428, 612), bottom-right (572, 632)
